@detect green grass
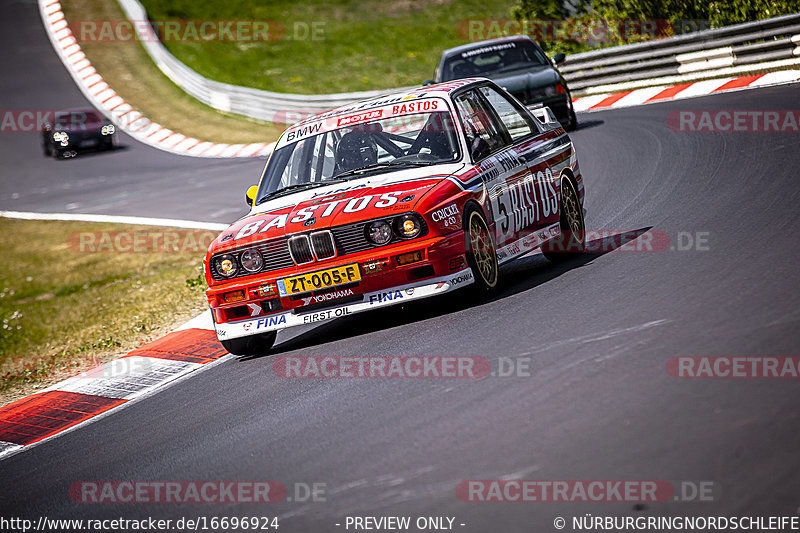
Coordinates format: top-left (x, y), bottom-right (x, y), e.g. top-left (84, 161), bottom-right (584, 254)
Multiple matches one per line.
top-left (0, 219), bottom-right (213, 406)
top-left (139, 0), bottom-right (519, 94)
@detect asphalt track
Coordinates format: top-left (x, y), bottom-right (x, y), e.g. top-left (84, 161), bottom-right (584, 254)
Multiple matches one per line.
top-left (2, 1), bottom-right (800, 531)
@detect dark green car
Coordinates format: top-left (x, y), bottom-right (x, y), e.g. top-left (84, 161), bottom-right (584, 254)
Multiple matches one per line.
top-left (425, 36), bottom-right (577, 130)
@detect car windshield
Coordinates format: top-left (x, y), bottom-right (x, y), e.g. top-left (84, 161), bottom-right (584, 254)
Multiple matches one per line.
top-left (53, 110), bottom-right (103, 130)
top-left (256, 110), bottom-right (460, 204)
top-left (441, 41), bottom-right (548, 81)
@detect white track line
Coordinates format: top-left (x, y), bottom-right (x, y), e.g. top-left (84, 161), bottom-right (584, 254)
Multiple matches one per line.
top-left (0, 210), bottom-right (227, 231)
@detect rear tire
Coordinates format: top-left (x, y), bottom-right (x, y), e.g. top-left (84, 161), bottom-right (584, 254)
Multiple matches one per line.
top-left (464, 205), bottom-right (499, 293)
top-left (542, 175), bottom-right (585, 262)
top-left (220, 331), bottom-right (277, 356)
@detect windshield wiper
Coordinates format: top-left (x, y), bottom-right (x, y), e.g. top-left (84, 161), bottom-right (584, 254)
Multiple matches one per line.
top-left (258, 179), bottom-right (348, 203)
top-left (333, 160), bottom-right (437, 179)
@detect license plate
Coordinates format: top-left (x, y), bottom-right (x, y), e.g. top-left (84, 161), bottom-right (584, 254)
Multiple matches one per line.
top-left (80, 139), bottom-right (98, 147)
top-left (277, 263), bottom-right (361, 296)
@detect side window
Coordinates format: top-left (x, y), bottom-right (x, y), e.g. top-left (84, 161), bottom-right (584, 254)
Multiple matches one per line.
top-left (478, 86), bottom-right (536, 141)
top-left (454, 90), bottom-right (505, 154)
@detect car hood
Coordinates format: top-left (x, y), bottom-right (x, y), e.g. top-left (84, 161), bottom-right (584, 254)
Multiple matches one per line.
top-left (208, 163), bottom-right (465, 254)
top-left (483, 65), bottom-right (560, 93)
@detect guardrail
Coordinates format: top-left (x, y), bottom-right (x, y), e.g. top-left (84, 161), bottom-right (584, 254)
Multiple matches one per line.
top-left (117, 0), bottom-right (800, 122)
top-left (116, 0), bottom-right (411, 124)
top-left (561, 14), bottom-right (800, 91)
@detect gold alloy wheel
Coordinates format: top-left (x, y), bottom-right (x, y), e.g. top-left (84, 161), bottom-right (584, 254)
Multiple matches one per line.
top-left (468, 210), bottom-right (498, 288)
top-left (562, 177), bottom-right (584, 238)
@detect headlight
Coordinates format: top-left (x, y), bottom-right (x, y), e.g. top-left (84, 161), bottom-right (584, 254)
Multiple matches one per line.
top-left (214, 253), bottom-right (238, 277)
top-left (53, 131), bottom-right (69, 146)
top-left (240, 248), bottom-right (263, 273)
top-left (395, 213), bottom-right (422, 239)
top-left (101, 124), bottom-right (115, 135)
top-left (367, 220), bottom-right (393, 245)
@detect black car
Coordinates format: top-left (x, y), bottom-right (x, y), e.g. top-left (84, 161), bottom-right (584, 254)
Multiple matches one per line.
top-left (41, 108), bottom-right (116, 158)
top-left (426, 36), bottom-right (576, 130)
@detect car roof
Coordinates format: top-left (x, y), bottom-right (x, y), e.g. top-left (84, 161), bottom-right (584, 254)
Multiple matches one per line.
top-left (287, 78), bottom-right (489, 130)
top-left (441, 35), bottom-right (536, 58)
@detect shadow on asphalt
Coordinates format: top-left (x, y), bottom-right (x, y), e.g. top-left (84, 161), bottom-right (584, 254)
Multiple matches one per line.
top-left (238, 227), bottom-right (653, 359)
top-left (572, 119), bottom-right (604, 131)
top-left (50, 144), bottom-right (130, 160)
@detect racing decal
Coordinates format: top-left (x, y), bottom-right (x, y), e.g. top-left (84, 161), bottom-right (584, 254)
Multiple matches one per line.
top-left (431, 203), bottom-right (459, 228)
top-left (252, 283), bottom-right (278, 298)
top-left (375, 192), bottom-right (401, 208)
top-left (337, 110), bottom-right (382, 127)
top-left (277, 97), bottom-right (451, 149)
top-left (283, 122), bottom-right (321, 144)
top-left (449, 271), bottom-right (474, 287)
top-left (302, 307), bottom-right (353, 324)
top-left (362, 259), bottom-right (389, 274)
top-left (343, 196), bottom-right (374, 213)
top-left (391, 100), bottom-right (439, 114)
top-left (289, 206), bottom-right (319, 224)
top-left (496, 222), bottom-right (561, 264)
top-left (310, 184), bottom-right (368, 199)
top-left (369, 290), bottom-right (406, 305)
top-left (255, 314), bottom-right (287, 330)
top-left (300, 288), bottom-right (355, 306)
top-left (491, 164), bottom-right (559, 246)
top-left (260, 214), bottom-right (289, 233)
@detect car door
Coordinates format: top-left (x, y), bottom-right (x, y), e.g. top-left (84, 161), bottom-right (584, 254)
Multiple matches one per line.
top-left (477, 85), bottom-right (561, 244)
top-left (454, 85), bottom-right (558, 256)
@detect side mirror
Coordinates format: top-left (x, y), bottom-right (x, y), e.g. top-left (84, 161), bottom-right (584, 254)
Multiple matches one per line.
top-left (470, 136), bottom-right (491, 161)
top-left (245, 185), bottom-right (258, 207)
top-left (422, 79), bottom-right (434, 86)
top-left (552, 53), bottom-right (566, 65)
top-left (529, 105), bottom-right (559, 128)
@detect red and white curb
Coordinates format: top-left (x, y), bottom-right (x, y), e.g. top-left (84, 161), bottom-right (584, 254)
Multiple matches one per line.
top-left (572, 70), bottom-right (800, 112)
top-left (0, 311), bottom-right (229, 461)
top-left (38, 0), bottom-right (274, 158)
top-left (0, 212), bottom-right (233, 461)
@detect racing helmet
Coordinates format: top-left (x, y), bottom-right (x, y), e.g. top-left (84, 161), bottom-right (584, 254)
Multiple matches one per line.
top-left (335, 131), bottom-right (378, 173)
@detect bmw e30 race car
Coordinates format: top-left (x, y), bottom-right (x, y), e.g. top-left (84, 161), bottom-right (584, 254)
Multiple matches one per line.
top-left (204, 78), bottom-right (586, 355)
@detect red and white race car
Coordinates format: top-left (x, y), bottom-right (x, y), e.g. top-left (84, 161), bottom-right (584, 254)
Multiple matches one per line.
top-left (205, 78), bottom-right (586, 354)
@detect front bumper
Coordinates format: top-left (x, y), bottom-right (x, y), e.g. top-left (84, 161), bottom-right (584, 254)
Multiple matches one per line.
top-left (208, 230), bottom-right (471, 340)
top-left (524, 94), bottom-right (571, 126)
top-left (214, 267), bottom-right (474, 340)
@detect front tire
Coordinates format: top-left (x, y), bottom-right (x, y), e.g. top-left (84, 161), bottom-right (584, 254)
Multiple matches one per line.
top-left (464, 206), bottom-right (499, 293)
top-left (566, 107), bottom-right (578, 131)
top-left (220, 331), bottom-right (277, 356)
top-left (542, 175), bottom-right (585, 262)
